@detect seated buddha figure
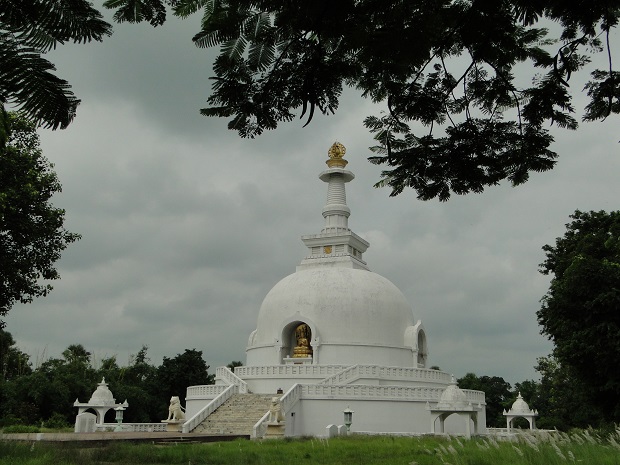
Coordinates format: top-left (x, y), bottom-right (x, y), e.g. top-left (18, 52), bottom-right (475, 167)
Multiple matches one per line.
top-left (292, 323), bottom-right (313, 358)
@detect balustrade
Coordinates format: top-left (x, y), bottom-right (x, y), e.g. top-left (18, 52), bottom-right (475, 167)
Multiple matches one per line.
top-left (186, 385), bottom-right (227, 398)
top-left (182, 384), bottom-right (237, 433)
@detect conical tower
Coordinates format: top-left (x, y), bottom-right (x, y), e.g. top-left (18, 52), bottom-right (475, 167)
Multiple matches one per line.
top-left (298, 142), bottom-right (369, 271)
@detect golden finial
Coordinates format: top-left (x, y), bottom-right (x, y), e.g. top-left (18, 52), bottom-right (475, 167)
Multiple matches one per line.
top-left (326, 142), bottom-right (348, 168)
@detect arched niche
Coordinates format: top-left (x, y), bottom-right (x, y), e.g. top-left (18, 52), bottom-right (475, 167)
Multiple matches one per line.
top-left (279, 317), bottom-right (318, 363)
top-left (417, 329), bottom-right (428, 367)
top-left (429, 410), bottom-right (478, 439)
top-left (405, 320), bottom-right (428, 368)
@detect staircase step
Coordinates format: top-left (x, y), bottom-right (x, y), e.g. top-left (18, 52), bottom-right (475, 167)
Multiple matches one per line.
top-left (192, 394), bottom-right (276, 435)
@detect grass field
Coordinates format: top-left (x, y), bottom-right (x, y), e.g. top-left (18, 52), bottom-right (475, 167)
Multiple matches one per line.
top-left (1, 429), bottom-right (619, 465)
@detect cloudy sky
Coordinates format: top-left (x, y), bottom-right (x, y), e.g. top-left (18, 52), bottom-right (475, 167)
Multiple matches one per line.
top-left (6, 6), bottom-right (620, 385)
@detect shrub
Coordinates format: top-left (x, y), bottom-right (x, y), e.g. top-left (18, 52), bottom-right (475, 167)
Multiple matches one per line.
top-left (0, 414), bottom-right (24, 428)
top-left (2, 425), bottom-right (41, 433)
top-left (43, 412), bottom-right (70, 429)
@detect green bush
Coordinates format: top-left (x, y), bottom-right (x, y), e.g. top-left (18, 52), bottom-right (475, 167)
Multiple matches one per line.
top-left (43, 412), bottom-right (70, 429)
top-left (0, 414), bottom-right (24, 428)
top-left (2, 424), bottom-right (41, 433)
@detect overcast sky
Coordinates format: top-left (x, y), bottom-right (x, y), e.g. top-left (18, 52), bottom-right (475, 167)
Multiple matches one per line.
top-left (6, 6), bottom-right (620, 386)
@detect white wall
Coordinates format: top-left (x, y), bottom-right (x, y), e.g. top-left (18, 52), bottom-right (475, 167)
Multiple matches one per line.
top-left (285, 398), bottom-right (486, 436)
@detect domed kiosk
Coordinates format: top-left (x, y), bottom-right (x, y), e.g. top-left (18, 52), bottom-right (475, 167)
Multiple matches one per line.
top-left (504, 392), bottom-right (538, 431)
top-left (184, 143), bottom-right (486, 437)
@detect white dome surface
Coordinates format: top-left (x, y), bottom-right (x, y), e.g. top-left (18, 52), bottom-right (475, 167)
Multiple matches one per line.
top-left (437, 383), bottom-right (469, 409)
top-left (509, 393), bottom-right (532, 413)
top-left (248, 267), bottom-right (415, 360)
top-left (88, 379), bottom-right (116, 405)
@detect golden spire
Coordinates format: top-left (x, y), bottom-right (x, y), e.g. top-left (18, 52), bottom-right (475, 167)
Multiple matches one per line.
top-left (326, 142), bottom-right (348, 168)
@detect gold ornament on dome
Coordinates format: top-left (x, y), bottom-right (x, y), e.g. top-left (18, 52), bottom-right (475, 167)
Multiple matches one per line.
top-left (323, 245), bottom-right (332, 254)
top-left (326, 142), bottom-right (348, 168)
top-left (292, 323), bottom-right (313, 358)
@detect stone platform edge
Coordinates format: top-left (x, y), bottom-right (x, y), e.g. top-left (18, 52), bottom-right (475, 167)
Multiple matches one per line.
top-left (0, 432), bottom-right (249, 444)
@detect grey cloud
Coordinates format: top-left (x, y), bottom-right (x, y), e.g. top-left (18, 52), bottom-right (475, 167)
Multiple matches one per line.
top-left (5, 14), bottom-right (619, 384)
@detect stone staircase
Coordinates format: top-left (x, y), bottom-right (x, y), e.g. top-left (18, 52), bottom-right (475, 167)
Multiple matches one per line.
top-left (191, 394), bottom-right (275, 435)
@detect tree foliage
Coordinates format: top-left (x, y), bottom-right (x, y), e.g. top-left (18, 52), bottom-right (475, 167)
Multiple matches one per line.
top-left (532, 355), bottom-right (605, 429)
top-left (226, 360), bottom-right (243, 372)
top-left (458, 372), bottom-right (512, 427)
top-left (0, 0), bottom-right (112, 141)
top-left (158, 348), bottom-right (214, 405)
top-left (0, 113), bottom-right (81, 324)
top-left (538, 210), bottom-right (620, 422)
top-left (0, 328), bottom-right (31, 381)
top-left (0, 338), bottom-right (216, 426)
top-left (105, 0), bottom-right (620, 200)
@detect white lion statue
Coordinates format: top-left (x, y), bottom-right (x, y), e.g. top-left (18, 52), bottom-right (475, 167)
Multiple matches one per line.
top-left (166, 396), bottom-right (185, 421)
top-left (268, 397), bottom-right (284, 423)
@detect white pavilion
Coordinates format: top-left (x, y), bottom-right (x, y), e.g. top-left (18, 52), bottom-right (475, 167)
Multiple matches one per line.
top-left (184, 143), bottom-right (486, 437)
top-left (504, 392), bottom-right (538, 431)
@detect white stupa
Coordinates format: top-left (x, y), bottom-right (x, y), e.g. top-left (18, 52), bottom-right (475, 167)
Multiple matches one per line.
top-left (184, 143), bottom-right (486, 437)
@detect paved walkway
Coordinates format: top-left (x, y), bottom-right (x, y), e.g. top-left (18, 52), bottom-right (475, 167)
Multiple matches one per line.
top-left (0, 432), bottom-right (249, 445)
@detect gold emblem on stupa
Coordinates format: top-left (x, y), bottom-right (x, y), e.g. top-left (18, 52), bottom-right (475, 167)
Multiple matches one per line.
top-left (326, 142), bottom-right (348, 168)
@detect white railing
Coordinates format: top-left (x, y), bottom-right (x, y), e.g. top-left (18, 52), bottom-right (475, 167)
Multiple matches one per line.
top-left (182, 384), bottom-right (237, 433)
top-left (461, 389), bottom-right (486, 404)
top-left (317, 365), bottom-right (357, 385)
top-left (280, 383), bottom-right (303, 413)
top-left (216, 366), bottom-right (248, 393)
top-left (186, 384), bottom-right (228, 399)
top-left (235, 365), bottom-right (350, 378)
top-left (318, 365), bottom-right (453, 385)
top-left (97, 423), bottom-right (168, 432)
top-left (303, 384), bottom-right (485, 404)
top-left (252, 411), bottom-right (271, 439)
top-left (251, 383), bottom-right (303, 439)
top-left (303, 384), bottom-right (446, 400)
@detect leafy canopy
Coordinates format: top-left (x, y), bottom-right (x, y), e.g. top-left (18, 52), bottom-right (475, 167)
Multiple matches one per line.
top-left (0, 112), bottom-right (81, 324)
top-left (105, 0), bottom-right (620, 200)
top-left (538, 210), bottom-right (620, 421)
top-left (458, 373), bottom-right (512, 427)
top-left (0, 0), bottom-right (112, 140)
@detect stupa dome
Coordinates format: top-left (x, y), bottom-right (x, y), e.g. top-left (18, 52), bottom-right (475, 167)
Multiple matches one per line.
top-left (88, 378), bottom-right (116, 405)
top-left (253, 266), bottom-right (414, 351)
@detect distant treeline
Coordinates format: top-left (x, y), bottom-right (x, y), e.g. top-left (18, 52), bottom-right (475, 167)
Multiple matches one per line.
top-left (0, 329), bottom-right (214, 427)
top-left (0, 328), bottom-right (610, 430)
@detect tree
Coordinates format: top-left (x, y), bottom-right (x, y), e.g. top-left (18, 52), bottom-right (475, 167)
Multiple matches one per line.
top-left (105, 0), bottom-right (620, 200)
top-left (458, 372), bottom-right (512, 427)
top-left (18, 343), bottom-right (99, 423)
top-left (0, 112), bottom-right (80, 324)
top-left (531, 355), bottom-right (604, 430)
top-left (538, 210), bottom-right (620, 422)
top-left (226, 360), bottom-right (243, 372)
top-left (157, 348), bottom-right (214, 409)
top-left (97, 349), bottom-right (161, 423)
top-left (0, 328), bottom-right (31, 381)
top-left (0, 0), bottom-right (112, 143)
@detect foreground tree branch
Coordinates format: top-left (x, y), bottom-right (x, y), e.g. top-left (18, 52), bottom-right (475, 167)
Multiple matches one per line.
top-left (105, 0), bottom-right (620, 200)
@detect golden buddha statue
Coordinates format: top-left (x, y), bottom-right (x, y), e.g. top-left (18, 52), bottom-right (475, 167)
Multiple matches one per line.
top-left (292, 323), bottom-right (313, 358)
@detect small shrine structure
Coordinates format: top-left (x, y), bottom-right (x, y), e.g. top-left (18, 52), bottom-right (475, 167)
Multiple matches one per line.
top-left (503, 392), bottom-right (538, 431)
top-left (428, 376), bottom-right (482, 438)
top-left (74, 378), bottom-right (128, 431)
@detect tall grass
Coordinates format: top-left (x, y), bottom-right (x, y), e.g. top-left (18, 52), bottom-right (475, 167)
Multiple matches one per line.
top-left (1, 429), bottom-right (619, 465)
